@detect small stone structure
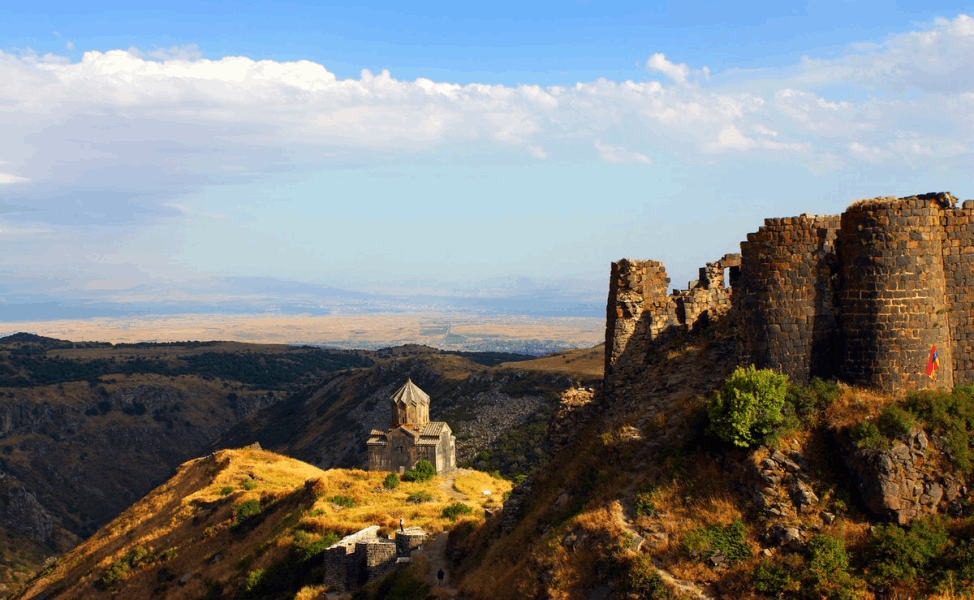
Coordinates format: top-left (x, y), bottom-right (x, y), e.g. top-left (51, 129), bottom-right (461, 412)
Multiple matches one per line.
top-left (606, 192), bottom-right (974, 395)
top-left (322, 525), bottom-right (428, 593)
top-left (367, 379), bottom-right (456, 474)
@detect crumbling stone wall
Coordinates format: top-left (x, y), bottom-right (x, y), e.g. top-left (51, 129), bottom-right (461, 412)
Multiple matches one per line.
top-left (604, 255), bottom-right (740, 395)
top-left (604, 259), bottom-right (676, 395)
top-left (738, 214), bottom-right (840, 384)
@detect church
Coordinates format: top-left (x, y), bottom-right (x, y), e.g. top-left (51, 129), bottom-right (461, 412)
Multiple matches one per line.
top-left (366, 379), bottom-right (456, 475)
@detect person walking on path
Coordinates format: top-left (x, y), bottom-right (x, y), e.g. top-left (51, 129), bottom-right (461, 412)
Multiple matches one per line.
top-left (437, 568), bottom-right (445, 584)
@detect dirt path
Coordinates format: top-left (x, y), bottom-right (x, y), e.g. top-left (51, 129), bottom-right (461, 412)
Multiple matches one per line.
top-left (437, 469), bottom-right (470, 501)
top-left (416, 532), bottom-right (458, 598)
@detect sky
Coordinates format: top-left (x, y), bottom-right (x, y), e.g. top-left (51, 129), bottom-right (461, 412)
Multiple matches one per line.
top-left (2, 1), bottom-right (974, 318)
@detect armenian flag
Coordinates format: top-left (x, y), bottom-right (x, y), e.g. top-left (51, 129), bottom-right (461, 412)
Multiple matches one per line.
top-left (926, 345), bottom-right (940, 379)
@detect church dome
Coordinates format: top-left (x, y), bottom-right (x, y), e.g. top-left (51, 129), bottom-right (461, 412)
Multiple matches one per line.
top-left (391, 379), bottom-right (430, 405)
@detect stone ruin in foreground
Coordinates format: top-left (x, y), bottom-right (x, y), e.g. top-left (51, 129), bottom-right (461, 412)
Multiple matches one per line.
top-left (323, 525), bottom-right (427, 593)
top-left (606, 192), bottom-right (974, 394)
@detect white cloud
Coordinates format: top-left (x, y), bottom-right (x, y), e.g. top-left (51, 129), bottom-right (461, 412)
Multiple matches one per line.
top-left (65, 41), bottom-right (74, 50)
top-left (646, 53), bottom-right (690, 85)
top-left (594, 140), bottom-right (652, 165)
top-left (0, 173), bottom-right (29, 185)
top-left (0, 13), bottom-right (972, 234)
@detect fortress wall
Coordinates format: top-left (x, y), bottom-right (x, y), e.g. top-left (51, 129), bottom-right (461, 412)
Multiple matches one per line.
top-left (604, 256), bottom-right (738, 394)
top-left (738, 214), bottom-right (840, 384)
top-left (604, 259), bottom-right (676, 393)
top-left (672, 256), bottom-right (740, 331)
top-left (838, 196), bottom-right (953, 392)
top-left (944, 200), bottom-right (974, 385)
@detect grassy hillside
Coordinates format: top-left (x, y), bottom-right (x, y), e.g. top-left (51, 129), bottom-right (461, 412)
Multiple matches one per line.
top-left (14, 448), bottom-right (509, 599)
top-left (449, 317), bottom-right (974, 599)
top-left (214, 347), bottom-right (602, 479)
top-left (0, 333), bottom-right (590, 591)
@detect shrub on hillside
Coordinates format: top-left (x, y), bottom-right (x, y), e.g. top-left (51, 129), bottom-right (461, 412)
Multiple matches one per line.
top-left (234, 499), bottom-right (262, 523)
top-left (327, 495), bottom-right (356, 508)
top-left (406, 491), bottom-right (433, 504)
top-left (401, 460), bottom-right (435, 482)
top-left (866, 516), bottom-right (949, 586)
top-left (786, 377), bottom-right (841, 423)
top-left (707, 366), bottom-right (789, 447)
top-left (904, 387), bottom-right (974, 474)
top-left (383, 473), bottom-right (400, 490)
top-left (681, 520), bottom-right (751, 564)
top-left (804, 534), bottom-right (859, 598)
top-left (442, 502), bottom-right (473, 521)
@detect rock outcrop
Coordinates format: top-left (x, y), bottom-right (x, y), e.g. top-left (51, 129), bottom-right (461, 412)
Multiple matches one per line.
top-left (840, 428), bottom-right (966, 524)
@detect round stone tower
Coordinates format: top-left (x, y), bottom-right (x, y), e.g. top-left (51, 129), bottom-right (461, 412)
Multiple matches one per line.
top-left (837, 195), bottom-right (953, 392)
top-left (738, 214), bottom-right (841, 384)
top-left (390, 379), bottom-right (430, 427)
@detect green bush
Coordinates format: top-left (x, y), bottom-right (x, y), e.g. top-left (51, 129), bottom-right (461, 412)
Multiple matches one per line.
top-left (100, 545), bottom-right (153, 587)
top-left (383, 473), bottom-right (400, 490)
top-left (786, 377), bottom-right (841, 423)
top-left (219, 486), bottom-right (235, 496)
top-left (707, 366), bottom-right (789, 447)
top-left (442, 502), bottom-right (473, 520)
top-left (401, 460), bottom-right (436, 482)
top-left (634, 493), bottom-right (655, 517)
top-left (327, 495), bottom-right (356, 508)
top-left (241, 480), bottom-right (257, 491)
top-left (627, 552), bottom-right (672, 599)
top-left (235, 499), bottom-right (262, 522)
top-left (904, 387), bottom-right (974, 474)
top-left (876, 405), bottom-right (917, 439)
top-left (752, 558), bottom-right (795, 596)
top-left (866, 517), bottom-right (949, 586)
top-left (244, 569), bottom-right (265, 593)
top-left (406, 491), bottom-right (433, 504)
top-left (851, 420), bottom-right (889, 451)
top-left (681, 520), bottom-right (751, 563)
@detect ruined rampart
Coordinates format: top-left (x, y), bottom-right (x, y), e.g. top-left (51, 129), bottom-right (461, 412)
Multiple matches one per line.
top-left (604, 255), bottom-right (740, 396)
top-left (605, 192), bottom-right (973, 395)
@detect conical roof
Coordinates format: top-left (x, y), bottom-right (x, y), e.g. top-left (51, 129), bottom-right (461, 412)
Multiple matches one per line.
top-left (390, 378), bottom-right (430, 405)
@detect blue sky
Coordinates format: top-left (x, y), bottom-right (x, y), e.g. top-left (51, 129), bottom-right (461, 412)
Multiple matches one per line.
top-left (2, 1), bottom-right (974, 318)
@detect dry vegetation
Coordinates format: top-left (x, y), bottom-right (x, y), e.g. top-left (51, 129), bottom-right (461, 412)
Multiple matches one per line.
top-left (16, 448), bottom-right (509, 599)
top-left (499, 344), bottom-right (604, 382)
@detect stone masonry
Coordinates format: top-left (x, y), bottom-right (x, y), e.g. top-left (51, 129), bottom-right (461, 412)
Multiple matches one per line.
top-left (606, 192), bottom-right (974, 395)
top-left (604, 255), bottom-right (740, 396)
top-left (322, 525), bottom-right (428, 593)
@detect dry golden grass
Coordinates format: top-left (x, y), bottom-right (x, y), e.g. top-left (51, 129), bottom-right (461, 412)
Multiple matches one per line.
top-left (499, 344), bottom-right (604, 381)
top-left (824, 384), bottom-right (898, 430)
top-left (451, 471), bottom-right (510, 509)
top-left (18, 449), bottom-right (509, 600)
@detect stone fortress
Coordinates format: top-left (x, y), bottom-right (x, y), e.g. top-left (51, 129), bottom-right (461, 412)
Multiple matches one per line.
top-left (606, 192), bottom-right (974, 394)
top-left (366, 379), bottom-right (456, 474)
